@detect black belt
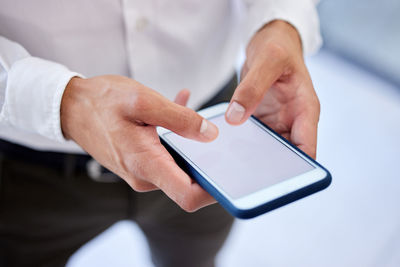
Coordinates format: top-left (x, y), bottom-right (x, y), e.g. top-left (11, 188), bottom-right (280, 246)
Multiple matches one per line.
top-left (0, 140), bottom-right (119, 182)
top-left (0, 139), bottom-right (89, 174)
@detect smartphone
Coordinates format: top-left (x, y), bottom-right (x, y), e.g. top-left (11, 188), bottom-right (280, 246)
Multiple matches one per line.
top-left (157, 103), bottom-right (331, 219)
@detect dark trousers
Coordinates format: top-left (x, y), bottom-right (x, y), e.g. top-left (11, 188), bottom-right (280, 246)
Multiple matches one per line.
top-left (0, 75), bottom-right (237, 267)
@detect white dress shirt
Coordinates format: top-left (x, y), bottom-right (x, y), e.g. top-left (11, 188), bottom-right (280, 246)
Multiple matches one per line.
top-left (0, 0), bottom-right (321, 153)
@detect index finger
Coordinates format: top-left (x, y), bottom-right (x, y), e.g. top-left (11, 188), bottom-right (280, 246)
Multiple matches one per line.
top-left (134, 90), bottom-right (219, 143)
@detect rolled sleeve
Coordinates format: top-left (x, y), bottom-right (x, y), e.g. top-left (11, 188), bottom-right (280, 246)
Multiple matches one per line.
top-left (0, 54), bottom-right (82, 142)
top-left (243, 0), bottom-right (322, 55)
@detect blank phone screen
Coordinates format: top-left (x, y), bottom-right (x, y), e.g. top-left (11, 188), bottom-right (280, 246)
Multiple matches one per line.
top-left (163, 115), bottom-right (315, 199)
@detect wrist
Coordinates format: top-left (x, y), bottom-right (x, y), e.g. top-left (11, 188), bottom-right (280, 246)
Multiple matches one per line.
top-left (247, 19), bottom-right (303, 60)
top-left (60, 77), bottom-right (84, 140)
top-left (260, 20), bottom-right (301, 46)
top-left (276, 20), bottom-right (301, 50)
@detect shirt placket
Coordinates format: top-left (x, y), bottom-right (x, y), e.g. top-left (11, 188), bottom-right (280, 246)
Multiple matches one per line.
top-left (121, 0), bottom-right (156, 80)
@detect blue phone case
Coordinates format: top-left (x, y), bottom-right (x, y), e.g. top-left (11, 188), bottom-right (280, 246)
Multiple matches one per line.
top-left (160, 115), bottom-right (332, 219)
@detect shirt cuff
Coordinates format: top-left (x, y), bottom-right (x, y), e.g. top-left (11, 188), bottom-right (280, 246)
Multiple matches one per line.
top-left (244, 0), bottom-right (323, 55)
top-left (0, 57), bottom-right (83, 143)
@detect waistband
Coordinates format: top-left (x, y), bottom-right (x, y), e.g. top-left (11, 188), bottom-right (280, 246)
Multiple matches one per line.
top-left (0, 139), bottom-right (118, 182)
top-left (0, 139), bottom-right (88, 171)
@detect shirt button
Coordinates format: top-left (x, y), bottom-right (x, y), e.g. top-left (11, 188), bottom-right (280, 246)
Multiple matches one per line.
top-left (136, 17), bottom-right (149, 32)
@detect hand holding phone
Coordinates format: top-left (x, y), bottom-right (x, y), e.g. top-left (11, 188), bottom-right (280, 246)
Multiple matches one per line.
top-left (158, 103), bottom-right (331, 219)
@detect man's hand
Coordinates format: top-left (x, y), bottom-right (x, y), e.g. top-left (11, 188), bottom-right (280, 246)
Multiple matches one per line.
top-left (61, 75), bottom-right (218, 212)
top-left (226, 20), bottom-right (320, 159)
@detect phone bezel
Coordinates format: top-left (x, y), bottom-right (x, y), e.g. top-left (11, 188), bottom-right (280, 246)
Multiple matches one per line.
top-left (157, 102), bottom-right (331, 218)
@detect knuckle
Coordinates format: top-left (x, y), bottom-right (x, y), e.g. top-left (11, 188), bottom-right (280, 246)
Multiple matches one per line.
top-left (179, 194), bottom-right (198, 213)
top-left (128, 178), bottom-right (148, 192)
top-left (316, 97), bottom-right (321, 113)
top-left (178, 110), bottom-right (200, 135)
top-left (310, 94), bottom-right (321, 122)
top-left (130, 93), bottom-right (148, 115)
top-left (236, 83), bottom-right (264, 104)
top-left (316, 99), bottom-right (321, 120)
top-left (179, 112), bottom-right (192, 130)
top-left (130, 89), bottom-right (156, 117)
top-left (119, 155), bottom-right (147, 186)
top-left (246, 84), bottom-right (263, 99)
top-left (118, 153), bottom-right (134, 175)
top-left (128, 178), bottom-right (141, 191)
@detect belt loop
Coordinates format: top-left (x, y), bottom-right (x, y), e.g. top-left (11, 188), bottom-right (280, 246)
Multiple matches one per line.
top-left (86, 159), bottom-right (120, 182)
top-left (63, 154), bottom-right (76, 179)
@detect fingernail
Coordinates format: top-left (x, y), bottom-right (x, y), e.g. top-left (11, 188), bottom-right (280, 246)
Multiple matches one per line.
top-left (226, 101), bottom-right (245, 124)
top-left (200, 119), bottom-right (218, 140)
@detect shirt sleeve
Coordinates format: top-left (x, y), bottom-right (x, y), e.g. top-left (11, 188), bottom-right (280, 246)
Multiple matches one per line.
top-left (242, 0), bottom-right (322, 55)
top-left (0, 36), bottom-right (83, 142)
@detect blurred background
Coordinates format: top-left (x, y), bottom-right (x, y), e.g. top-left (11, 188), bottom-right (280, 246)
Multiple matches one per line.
top-left (67, 1), bottom-right (400, 266)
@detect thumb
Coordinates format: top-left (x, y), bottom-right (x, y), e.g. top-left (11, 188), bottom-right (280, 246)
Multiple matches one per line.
top-left (226, 57), bottom-right (285, 125)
